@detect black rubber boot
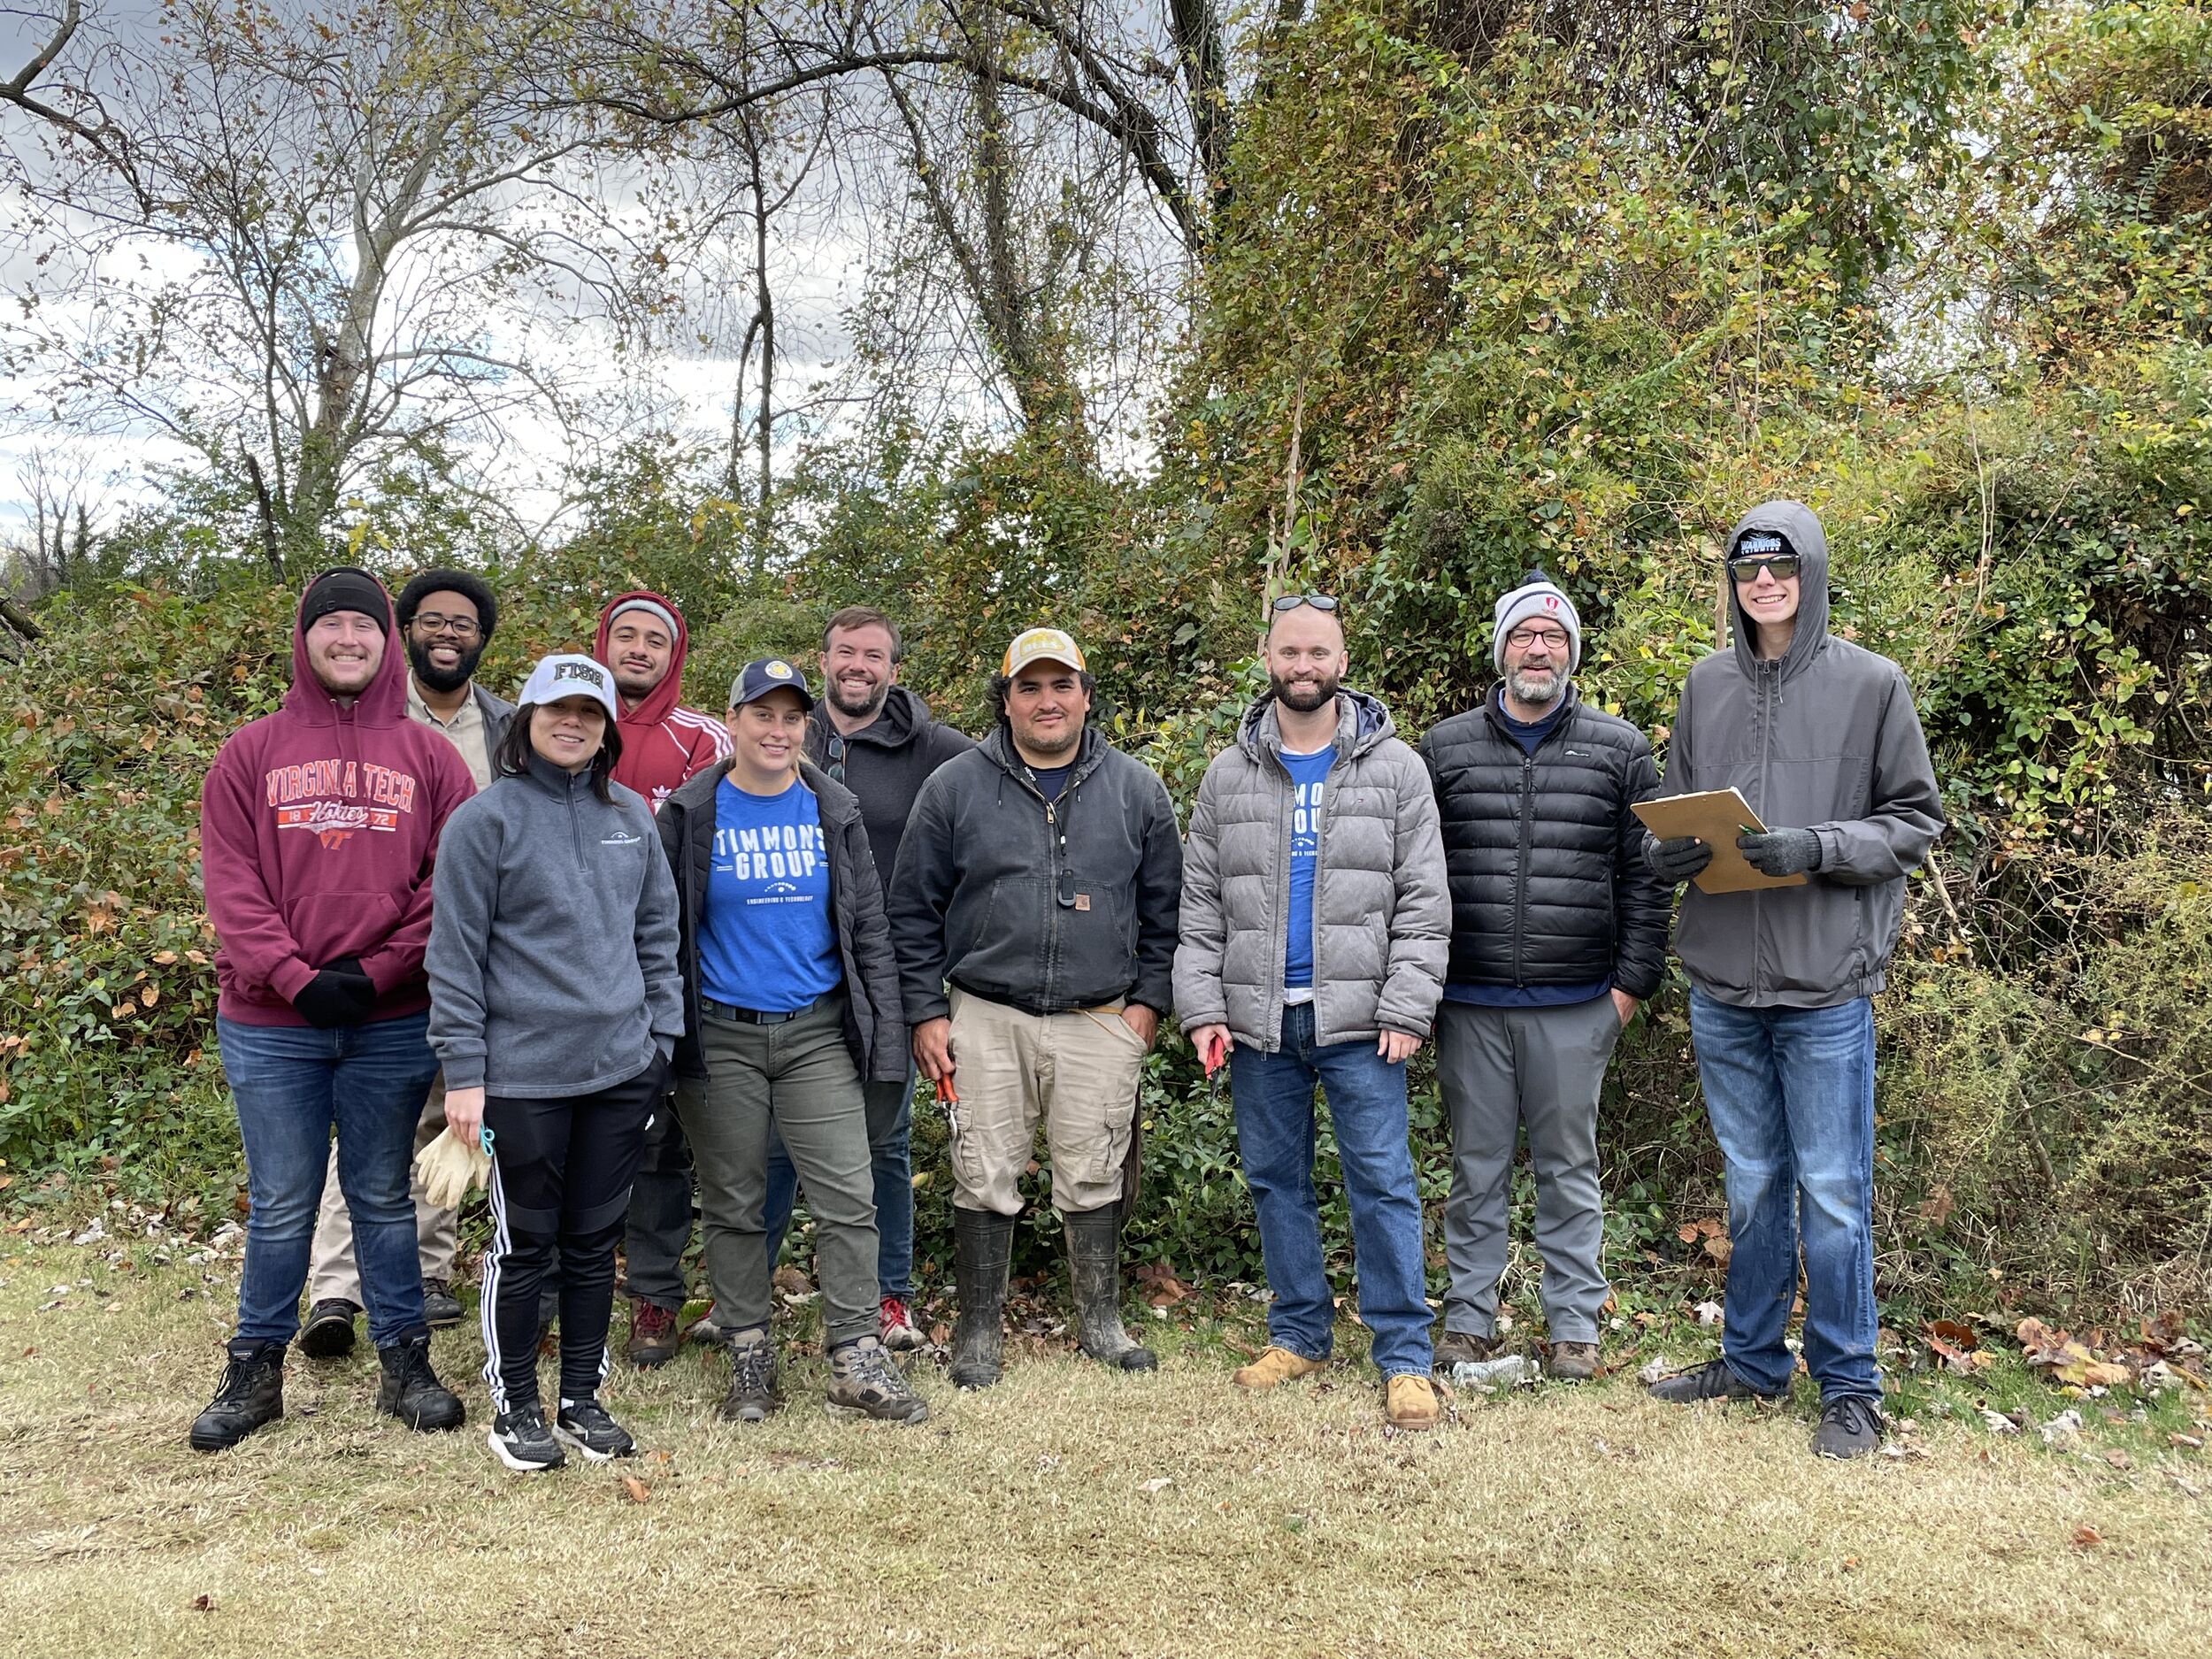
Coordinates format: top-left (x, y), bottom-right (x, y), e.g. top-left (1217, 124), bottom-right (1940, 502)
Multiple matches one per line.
top-left (1064, 1204), bottom-right (1156, 1372)
top-left (376, 1331), bottom-right (466, 1432)
top-left (949, 1206), bottom-right (1013, 1390)
top-left (189, 1339), bottom-right (286, 1451)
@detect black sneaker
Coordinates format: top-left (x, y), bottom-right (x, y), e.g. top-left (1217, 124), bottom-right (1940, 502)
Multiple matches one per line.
top-left (826, 1339), bottom-right (929, 1425)
top-left (1814, 1394), bottom-right (1886, 1459)
top-left (420, 1279), bottom-right (465, 1329)
top-left (554, 1396), bottom-right (636, 1462)
top-left (375, 1333), bottom-right (465, 1432)
top-left (188, 1340), bottom-right (285, 1451)
top-left (488, 1405), bottom-right (565, 1473)
top-left (1647, 1357), bottom-right (1787, 1405)
top-left (718, 1335), bottom-right (781, 1424)
top-left (298, 1299), bottom-right (359, 1359)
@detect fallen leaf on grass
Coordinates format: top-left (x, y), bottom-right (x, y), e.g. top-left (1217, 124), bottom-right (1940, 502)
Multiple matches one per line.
top-left (2102, 1448), bottom-right (2134, 1471)
top-left (1979, 1408), bottom-right (2021, 1435)
top-left (620, 1474), bottom-right (649, 1503)
top-left (1693, 1301), bottom-right (1724, 1326)
top-left (2070, 1525), bottom-right (2102, 1549)
top-left (1138, 1477), bottom-right (1172, 1494)
top-left (2168, 1432), bottom-right (2203, 1450)
top-left (190, 1595), bottom-right (215, 1612)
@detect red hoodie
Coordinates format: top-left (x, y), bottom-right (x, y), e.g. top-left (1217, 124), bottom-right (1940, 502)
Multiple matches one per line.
top-left (201, 578), bottom-right (477, 1025)
top-left (593, 589), bottom-right (731, 814)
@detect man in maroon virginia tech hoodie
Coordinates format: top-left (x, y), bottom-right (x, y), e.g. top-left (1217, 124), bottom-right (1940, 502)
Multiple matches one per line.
top-left (591, 590), bottom-right (732, 1363)
top-left (189, 567), bottom-right (476, 1455)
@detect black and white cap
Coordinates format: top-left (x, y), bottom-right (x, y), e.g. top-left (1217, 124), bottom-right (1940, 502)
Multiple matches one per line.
top-left (517, 653), bottom-right (620, 719)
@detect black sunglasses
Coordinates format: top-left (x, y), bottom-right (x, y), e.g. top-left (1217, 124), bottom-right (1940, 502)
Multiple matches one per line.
top-left (1727, 553), bottom-right (1801, 583)
top-left (824, 732), bottom-right (846, 785)
top-left (1271, 594), bottom-right (1339, 613)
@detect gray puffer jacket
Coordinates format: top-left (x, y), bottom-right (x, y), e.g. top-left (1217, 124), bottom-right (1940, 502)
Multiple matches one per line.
top-left (1658, 499), bottom-right (1945, 1009)
top-left (1174, 690), bottom-right (1450, 1051)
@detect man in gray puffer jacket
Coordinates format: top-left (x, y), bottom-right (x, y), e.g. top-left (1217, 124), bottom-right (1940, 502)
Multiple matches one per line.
top-left (1642, 500), bottom-right (1943, 1461)
top-left (1175, 595), bottom-right (1451, 1431)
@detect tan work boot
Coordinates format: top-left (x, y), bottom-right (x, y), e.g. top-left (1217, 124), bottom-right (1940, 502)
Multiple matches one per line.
top-left (1232, 1346), bottom-right (1327, 1391)
top-left (1384, 1372), bottom-right (1447, 1431)
top-left (1548, 1340), bottom-right (1600, 1381)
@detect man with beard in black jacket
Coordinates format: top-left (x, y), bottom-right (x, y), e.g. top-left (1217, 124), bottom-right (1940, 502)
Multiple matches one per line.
top-left (1420, 572), bottom-right (1671, 1381)
top-left (749, 607), bottom-right (974, 1352)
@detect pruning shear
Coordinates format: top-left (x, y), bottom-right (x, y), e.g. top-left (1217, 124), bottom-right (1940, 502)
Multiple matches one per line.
top-left (1198, 1032), bottom-right (1229, 1104)
top-left (934, 1073), bottom-right (961, 1138)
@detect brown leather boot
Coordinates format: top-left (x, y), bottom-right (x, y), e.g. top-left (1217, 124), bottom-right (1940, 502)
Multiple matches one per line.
top-left (626, 1300), bottom-right (680, 1368)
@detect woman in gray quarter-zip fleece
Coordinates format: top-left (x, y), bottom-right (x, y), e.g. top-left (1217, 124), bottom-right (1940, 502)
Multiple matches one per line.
top-left (426, 653), bottom-right (682, 1474)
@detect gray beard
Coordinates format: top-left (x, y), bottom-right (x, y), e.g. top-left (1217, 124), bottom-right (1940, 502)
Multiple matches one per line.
top-left (1506, 668), bottom-right (1564, 710)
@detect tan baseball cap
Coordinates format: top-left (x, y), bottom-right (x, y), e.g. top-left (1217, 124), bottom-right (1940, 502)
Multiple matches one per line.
top-left (1000, 626), bottom-right (1087, 678)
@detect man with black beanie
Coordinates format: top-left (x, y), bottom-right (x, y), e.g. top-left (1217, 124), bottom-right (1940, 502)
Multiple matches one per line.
top-left (298, 569), bottom-right (514, 1357)
top-left (192, 566), bottom-right (477, 1451)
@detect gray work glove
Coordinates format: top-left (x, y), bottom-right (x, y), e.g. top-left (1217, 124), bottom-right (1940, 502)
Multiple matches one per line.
top-left (1644, 834), bottom-right (1712, 884)
top-left (1735, 827), bottom-right (1823, 878)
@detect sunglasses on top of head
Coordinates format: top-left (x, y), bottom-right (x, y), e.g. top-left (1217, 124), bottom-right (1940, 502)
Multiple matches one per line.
top-left (1270, 594), bottom-right (1339, 614)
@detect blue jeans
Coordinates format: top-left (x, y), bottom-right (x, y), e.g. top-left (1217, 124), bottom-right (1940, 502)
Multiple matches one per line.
top-left (216, 1013), bottom-right (440, 1349)
top-left (1688, 989), bottom-right (1880, 1401)
top-left (762, 1068), bottom-right (915, 1300)
top-left (1229, 1002), bottom-right (1432, 1379)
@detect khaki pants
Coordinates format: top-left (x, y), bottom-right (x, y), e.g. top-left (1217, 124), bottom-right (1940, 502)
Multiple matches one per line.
top-left (306, 1074), bottom-right (461, 1304)
top-left (945, 988), bottom-right (1147, 1216)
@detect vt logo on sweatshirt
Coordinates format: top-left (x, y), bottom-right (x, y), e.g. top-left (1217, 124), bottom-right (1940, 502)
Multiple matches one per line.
top-left (263, 757), bottom-right (424, 848)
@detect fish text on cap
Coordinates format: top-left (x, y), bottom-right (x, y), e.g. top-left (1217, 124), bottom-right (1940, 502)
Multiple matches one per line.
top-left (553, 661), bottom-right (608, 690)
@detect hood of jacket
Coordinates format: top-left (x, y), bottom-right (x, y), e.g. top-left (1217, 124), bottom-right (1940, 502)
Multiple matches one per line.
top-left (281, 570), bottom-right (409, 728)
top-left (978, 720), bottom-right (1110, 786)
top-left (594, 588), bottom-right (695, 733)
top-left (1234, 687), bottom-right (1394, 764)
top-left (1724, 499), bottom-right (1831, 684)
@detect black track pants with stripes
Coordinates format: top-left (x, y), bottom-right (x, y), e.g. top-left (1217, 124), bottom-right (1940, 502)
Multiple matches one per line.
top-left (480, 1056), bottom-right (665, 1413)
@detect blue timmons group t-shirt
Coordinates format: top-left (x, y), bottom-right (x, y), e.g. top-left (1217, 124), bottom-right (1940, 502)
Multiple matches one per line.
top-left (699, 775), bottom-right (842, 1013)
top-left (1279, 746), bottom-right (1336, 991)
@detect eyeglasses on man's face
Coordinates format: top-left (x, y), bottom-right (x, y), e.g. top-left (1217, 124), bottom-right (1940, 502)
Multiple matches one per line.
top-left (1505, 626), bottom-right (1570, 651)
top-left (410, 611), bottom-right (481, 641)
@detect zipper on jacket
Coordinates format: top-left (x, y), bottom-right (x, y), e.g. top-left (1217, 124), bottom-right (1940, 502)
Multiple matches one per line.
top-left (1752, 663), bottom-right (1777, 1001)
top-left (1512, 752), bottom-right (1536, 987)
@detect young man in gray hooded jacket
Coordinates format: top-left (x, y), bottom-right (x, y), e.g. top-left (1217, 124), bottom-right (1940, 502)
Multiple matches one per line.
top-left (1642, 501), bottom-right (1943, 1459)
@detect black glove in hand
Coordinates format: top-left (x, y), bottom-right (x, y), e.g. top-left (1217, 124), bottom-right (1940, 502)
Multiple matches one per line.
top-left (1644, 835), bottom-right (1713, 884)
top-left (1736, 827), bottom-right (1823, 878)
top-left (292, 964), bottom-right (376, 1029)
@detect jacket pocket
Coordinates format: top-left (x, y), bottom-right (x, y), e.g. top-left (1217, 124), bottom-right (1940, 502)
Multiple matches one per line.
top-left (282, 891), bottom-right (403, 969)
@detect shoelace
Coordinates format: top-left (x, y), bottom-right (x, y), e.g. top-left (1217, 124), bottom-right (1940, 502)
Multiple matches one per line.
top-left (841, 1346), bottom-right (905, 1395)
top-left (213, 1356), bottom-right (266, 1402)
top-left (1824, 1395), bottom-right (1886, 1437)
top-left (731, 1342), bottom-right (776, 1394)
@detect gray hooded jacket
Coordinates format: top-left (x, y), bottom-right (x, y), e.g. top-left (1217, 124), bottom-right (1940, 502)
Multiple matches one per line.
top-left (426, 753), bottom-right (684, 1094)
top-left (1658, 500), bottom-right (1945, 1009)
top-left (1174, 690), bottom-right (1450, 1050)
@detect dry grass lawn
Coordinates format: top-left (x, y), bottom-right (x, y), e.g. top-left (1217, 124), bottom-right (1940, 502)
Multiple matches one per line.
top-left (2, 1235), bottom-right (2208, 1659)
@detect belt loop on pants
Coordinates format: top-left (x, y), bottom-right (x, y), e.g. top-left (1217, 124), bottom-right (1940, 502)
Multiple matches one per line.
top-left (702, 990), bottom-right (834, 1026)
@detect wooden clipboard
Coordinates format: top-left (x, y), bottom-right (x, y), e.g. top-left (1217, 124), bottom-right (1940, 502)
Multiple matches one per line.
top-left (1632, 788), bottom-right (1809, 895)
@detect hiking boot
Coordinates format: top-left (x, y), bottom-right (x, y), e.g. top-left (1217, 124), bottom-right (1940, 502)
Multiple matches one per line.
top-left (488, 1405), bottom-right (565, 1473)
top-left (1432, 1328), bottom-right (1496, 1371)
top-left (375, 1333), bottom-right (465, 1432)
top-left (1814, 1394), bottom-right (1886, 1460)
top-left (879, 1295), bottom-right (928, 1352)
top-left (1232, 1346), bottom-right (1329, 1391)
top-left (826, 1338), bottom-right (930, 1425)
top-left (718, 1333), bottom-right (782, 1423)
top-left (555, 1395), bottom-right (636, 1462)
top-left (1384, 1372), bottom-right (1448, 1431)
top-left (188, 1340), bottom-right (285, 1451)
top-left (626, 1300), bottom-right (680, 1368)
top-left (949, 1207), bottom-right (1013, 1390)
top-left (420, 1278), bottom-right (465, 1329)
top-left (1064, 1204), bottom-right (1156, 1373)
top-left (298, 1299), bottom-right (358, 1359)
top-left (1548, 1340), bottom-right (1601, 1382)
top-left (1647, 1357), bottom-right (1786, 1405)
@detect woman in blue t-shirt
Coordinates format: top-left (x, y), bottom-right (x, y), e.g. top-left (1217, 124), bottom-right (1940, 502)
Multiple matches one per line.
top-left (654, 658), bottom-right (925, 1425)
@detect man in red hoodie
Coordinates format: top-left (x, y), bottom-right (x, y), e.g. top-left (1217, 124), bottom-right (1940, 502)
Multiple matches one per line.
top-left (592, 591), bottom-right (732, 1362)
top-left (191, 568), bottom-right (477, 1452)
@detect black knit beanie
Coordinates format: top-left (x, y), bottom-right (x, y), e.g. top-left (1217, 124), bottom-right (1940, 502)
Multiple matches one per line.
top-left (301, 567), bottom-right (391, 632)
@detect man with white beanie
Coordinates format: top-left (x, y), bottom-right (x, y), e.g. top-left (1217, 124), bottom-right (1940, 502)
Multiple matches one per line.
top-left (1418, 571), bottom-right (1671, 1380)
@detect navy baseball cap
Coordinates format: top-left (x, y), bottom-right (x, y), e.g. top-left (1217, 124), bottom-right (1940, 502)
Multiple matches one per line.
top-left (729, 657), bottom-right (816, 710)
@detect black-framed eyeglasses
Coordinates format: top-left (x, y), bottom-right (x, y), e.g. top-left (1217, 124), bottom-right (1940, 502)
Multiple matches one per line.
top-left (410, 611), bottom-right (481, 640)
top-left (1271, 593), bottom-right (1339, 614)
top-left (1505, 625), bottom-right (1571, 651)
top-left (824, 732), bottom-right (847, 785)
top-left (1726, 553), bottom-right (1801, 584)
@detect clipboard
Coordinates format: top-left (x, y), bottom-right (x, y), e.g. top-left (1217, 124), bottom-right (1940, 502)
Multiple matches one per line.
top-left (1632, 788), bottom-right (1809, 895)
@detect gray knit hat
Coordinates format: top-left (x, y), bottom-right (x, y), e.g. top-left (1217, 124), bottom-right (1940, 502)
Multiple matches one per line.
top-left (1492, 569), bottom-right (1582, 672)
